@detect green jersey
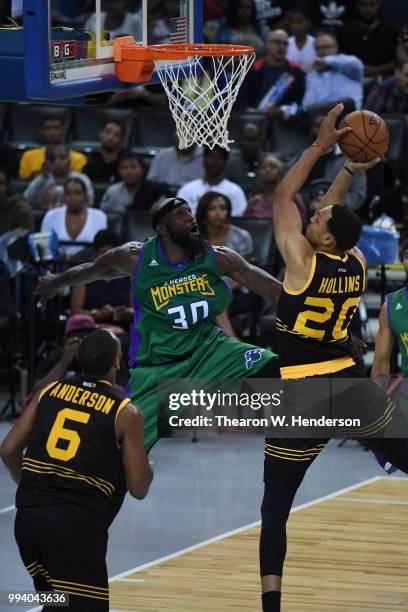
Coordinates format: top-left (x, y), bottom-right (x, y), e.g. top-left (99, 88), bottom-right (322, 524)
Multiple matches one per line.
top-left (128, 237), bottom-right (277, 450)
top-left (129, 237), bottom-right (232, 367)
top-left (387, 287), bottom-right (408, 377)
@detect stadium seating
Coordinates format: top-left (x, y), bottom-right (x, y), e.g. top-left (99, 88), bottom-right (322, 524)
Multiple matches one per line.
top-left (126, 211), bottom-right (155, 243)
top-left (7, 104), bottom-right (71, 150)
top-left (230, 217), bottom-right (275, 268)
top-left (69, 106), bottom-right (135, 152)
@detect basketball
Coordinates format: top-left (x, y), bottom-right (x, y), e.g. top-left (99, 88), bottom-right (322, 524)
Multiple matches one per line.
top-left (338, 110), bottom-right (389, 162)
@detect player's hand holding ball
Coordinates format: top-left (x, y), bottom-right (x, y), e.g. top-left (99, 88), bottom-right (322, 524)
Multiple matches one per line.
top-left (345, 158), bottom-right (382, 174)
top-left (313, 103), bottom-right (353, 149)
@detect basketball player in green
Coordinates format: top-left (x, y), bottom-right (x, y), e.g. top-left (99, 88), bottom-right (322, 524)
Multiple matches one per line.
top-left (260, 104), bottom-right (408, 612)
top-left (35, 199), bottom-right (281, 450)
top-left (0, 329), bottom-right (152, 611)
top-left (372, 238), bottom-right (408, 414)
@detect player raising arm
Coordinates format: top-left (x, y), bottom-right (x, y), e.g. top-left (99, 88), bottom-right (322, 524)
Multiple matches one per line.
top-left (259, 104), bottom-right (406, 612)
top-left (272, 102), bottom-right (380, 294)
top-left (35, 198), bottom-right (283, 451)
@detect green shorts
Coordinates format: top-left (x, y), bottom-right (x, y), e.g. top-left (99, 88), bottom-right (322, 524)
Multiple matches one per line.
top-left (129, 328), bottom-right (277, 450)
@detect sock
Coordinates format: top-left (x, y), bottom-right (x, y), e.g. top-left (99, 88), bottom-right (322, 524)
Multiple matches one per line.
top-left (262, 591), bottom-right (281, 612)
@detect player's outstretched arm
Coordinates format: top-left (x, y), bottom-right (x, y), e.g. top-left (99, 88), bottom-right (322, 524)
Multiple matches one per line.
top-left (0, 393), bottom-right (40, 483)
top-left (116, 402), bottom-right (153, 500)
top-left (273, 103), bottom-right (351, 264)
top-left (371, 302), bottom-right (395, 387)
top-left (34, 242), bottom-right (142, 306)
top-left (214, 246), bottom-right (282, 301)
top-left (315, 158), bottom-right (380, 212)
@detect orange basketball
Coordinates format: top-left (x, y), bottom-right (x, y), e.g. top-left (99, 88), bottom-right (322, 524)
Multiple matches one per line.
top-left (338, 110), bottom-right (389, 162)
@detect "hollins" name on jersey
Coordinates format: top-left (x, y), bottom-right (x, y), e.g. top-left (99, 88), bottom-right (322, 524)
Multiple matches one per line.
top-left (317, 275), bottom-right (361, 294)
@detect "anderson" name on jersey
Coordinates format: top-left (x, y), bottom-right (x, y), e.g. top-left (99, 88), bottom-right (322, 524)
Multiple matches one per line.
top-left (151, 273), bottom-right (216, 311)
top-left (48, 382), bottom-right (115, 414)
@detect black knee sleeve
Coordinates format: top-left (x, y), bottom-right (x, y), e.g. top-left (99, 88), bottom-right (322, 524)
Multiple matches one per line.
top-left (260, 471), bottom-right (303, 577)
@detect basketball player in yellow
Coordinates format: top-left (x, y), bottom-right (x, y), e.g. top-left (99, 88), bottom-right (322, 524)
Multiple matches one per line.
top-left (260, 104), bottom-right (408, 612)
top-left (0, 329), bottom-right (152, 611)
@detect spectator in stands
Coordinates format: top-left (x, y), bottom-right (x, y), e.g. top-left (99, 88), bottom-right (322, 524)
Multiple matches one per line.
top-left (196, 190), bottom-right (253, 336)
top-left (0, 168), bottom-right (33, 235)
top-left (41, 177), bottom-right (107, 257)
top-left (69, 229), bottom-right (132, 385)
top-left (42, 186), bottom-right (60, 210)
top-left (396, 26), bottom-right (408, 67)
top-left (84, 0), bottom-right (142, 41)
top-left (286, 5), bottom-right (316, 73)
top-left (290, 114), bottom-right (367, 211)
top-left (70, 230), bottom-right (132, 325)
top-left (226, 122), bottom-right (265, 197)
top-left (147, 136), bottom-right (204, 187)
top-left (339, 0), bottom-right (396, 78)
top-left (32, 314), bottom-right (97, 394)
top-left (0, 141), bottom-right (18, 179)
top-left (177, 146), bottom-right (247, 216)
top-left (245, 154), bottom-right (283, 217)
top-left (83, 120), bottom-right (124, 184)
top-left (245, 154), bottom-right (306, 223)
top-left (19, 116), bottom-right (87, 180)
top-left (100, 151), bottom-right (166, 214)
top-left (302, 32), bottom-right (364, 110)
top-left (238, 28), bottom-right (305, 118)
top-left (204, 0), bottom-right (265, 56)
top-left (197, 191), bottom-right (253, 254)
top-left (148, 0), bottom-right (182, 43)
top-left (365, 59), bottom-right (408, 114)
top-left (23, 144), bottom-right (94, 208)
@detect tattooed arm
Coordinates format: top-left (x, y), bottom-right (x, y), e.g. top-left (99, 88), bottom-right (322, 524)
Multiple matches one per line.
top-left (214, 246), bottom-right (282, 302)
top-left (34, 242), bottom-right (142, 306)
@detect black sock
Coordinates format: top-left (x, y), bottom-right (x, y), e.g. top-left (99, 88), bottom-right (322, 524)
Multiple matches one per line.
top-left (262, 591), bottom-right (281, 612)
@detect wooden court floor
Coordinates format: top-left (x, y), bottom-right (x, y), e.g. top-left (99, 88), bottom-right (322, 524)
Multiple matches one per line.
top-left (108, 477), bottom-right (408, 611)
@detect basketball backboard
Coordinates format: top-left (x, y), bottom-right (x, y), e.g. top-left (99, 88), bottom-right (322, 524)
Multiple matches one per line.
top-left (0, 0), bottom-right (202, 103)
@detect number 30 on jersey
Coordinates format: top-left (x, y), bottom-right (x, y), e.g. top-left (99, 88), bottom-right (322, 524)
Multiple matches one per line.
top-left (167, 300), bottom-right (209, 329)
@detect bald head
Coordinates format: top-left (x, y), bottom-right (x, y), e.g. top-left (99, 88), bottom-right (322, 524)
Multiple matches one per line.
top-left (151, 197), bottom-right (188, 229)
top-left (315, 32), bottom-right (338, 58)
top-left (267, 29), bottom-right (289, 64)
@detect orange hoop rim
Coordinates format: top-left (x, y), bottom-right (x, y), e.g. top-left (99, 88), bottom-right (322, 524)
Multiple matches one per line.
top-left (150, 43), bottom-right (255, 59)
top-left (113, 38), bottom-right (256, 83)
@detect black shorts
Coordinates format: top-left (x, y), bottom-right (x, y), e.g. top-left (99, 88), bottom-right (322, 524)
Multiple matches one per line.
top-left (15, 504), bottom-right (109, 611)
top-left (264, 363), bottom-right (408, 482)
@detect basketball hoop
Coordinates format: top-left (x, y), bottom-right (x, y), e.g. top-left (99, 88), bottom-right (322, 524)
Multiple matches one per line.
top-left (113, 38), bottom-right (256, 150)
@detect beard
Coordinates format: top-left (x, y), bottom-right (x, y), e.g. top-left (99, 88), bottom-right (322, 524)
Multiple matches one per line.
top-left (304, 222), bottom-right (317, 247)
top-left (167, 226), bottom-right (207, 255)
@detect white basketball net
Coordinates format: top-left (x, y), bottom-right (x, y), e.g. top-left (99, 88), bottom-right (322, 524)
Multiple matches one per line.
top-left (154, 51), bottom-right (255, 150)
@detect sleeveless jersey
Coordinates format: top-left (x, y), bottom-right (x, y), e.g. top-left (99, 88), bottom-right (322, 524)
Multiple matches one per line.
top-left (16, 375), bottom-right (130, 526)
top-left (275, 250), bottom-right (365, 378)
top-left (129, 237), bottom-right (232, 367)
top-left (387, 287), bottom-right (408, 378)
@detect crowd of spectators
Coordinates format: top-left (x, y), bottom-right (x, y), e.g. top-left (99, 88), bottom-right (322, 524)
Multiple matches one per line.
top-left (1, 0), bottom-right (408, 395)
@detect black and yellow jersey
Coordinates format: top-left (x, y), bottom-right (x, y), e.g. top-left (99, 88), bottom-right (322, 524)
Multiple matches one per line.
top-left (275, 250), bottom-right (365, 378)
top-left (16, 375), bottom-right (130, 526)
